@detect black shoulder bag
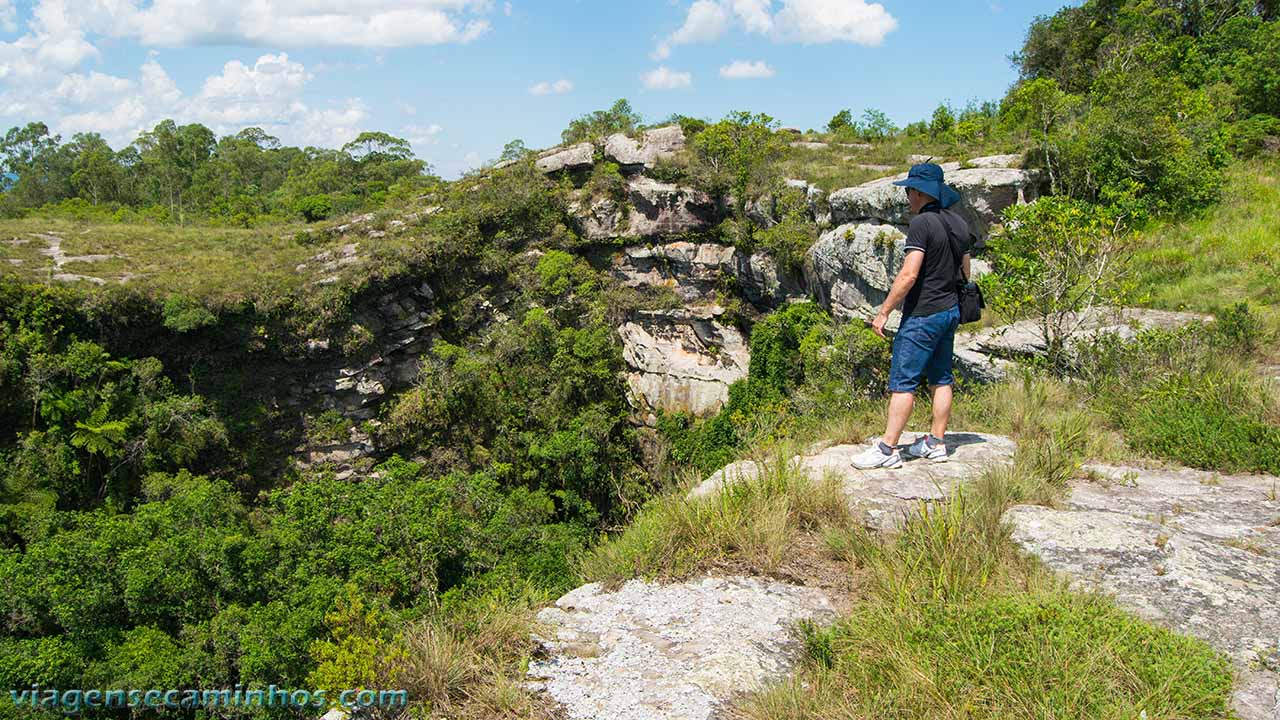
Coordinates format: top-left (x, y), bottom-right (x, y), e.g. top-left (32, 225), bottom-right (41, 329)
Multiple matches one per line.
top-left (927, 211), bottom-right (985, 325)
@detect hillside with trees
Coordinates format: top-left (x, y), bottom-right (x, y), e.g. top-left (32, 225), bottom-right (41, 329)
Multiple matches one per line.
top-left (0, 1), bottom-right (1278, 718)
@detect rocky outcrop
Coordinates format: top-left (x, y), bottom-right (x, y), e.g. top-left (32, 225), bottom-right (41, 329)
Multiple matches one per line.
top-left (536, 142), bottom-right (594, 174)
top-left (609, 241), bottom-right (805, 311)
top-left (966, 153), bottom-right (1023, 169)
top-left (603, 125), bottom-right (686, 170)
top-left (690, 432), bottom-right (1017, 530)
top-left (1006, 464), bottom-right (1280, 719)
top-left (828, 166), bottom-right (1043, 246)
top-left (803, 222), bottom-right (906, 322)
top-left (953, 306), bottom-right (1209, 377)
top-left (299, 282), bottom-right (437, 421)
top-left (618, 307), bottom-right (750, 422)
top-left (528, 576), bottom-right (836, 720)
top-left (572, 177), bottom-right (718, 240)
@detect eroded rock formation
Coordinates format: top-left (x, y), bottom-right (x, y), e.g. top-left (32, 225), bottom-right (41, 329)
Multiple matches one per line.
top-left (618, 307), bottom-right (750, 423)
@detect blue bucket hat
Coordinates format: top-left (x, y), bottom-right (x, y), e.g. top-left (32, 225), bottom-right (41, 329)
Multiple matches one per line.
top-left (893, 162), bottom-right (960, 208)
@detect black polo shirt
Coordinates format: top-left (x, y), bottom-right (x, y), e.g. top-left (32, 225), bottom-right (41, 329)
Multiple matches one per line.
top-left (901, 204), bottom-right (973, 317)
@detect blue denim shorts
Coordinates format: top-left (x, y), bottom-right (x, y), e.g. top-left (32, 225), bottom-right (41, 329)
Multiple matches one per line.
top-left (888, 305), bottom-right (960, 393)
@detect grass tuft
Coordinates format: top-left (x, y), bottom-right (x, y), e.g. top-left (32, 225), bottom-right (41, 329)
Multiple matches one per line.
top-left (579, 445), bottom-right (852, 585)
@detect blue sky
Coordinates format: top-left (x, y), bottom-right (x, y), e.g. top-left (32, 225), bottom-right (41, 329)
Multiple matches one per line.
top-left (0, 0), bottom-right (1070, 177)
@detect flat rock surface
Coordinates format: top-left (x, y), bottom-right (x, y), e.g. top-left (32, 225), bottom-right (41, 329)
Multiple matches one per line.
top-left (1005, 464), bottom-right (1280, 719)
top-left (528, 576), bottom-right (835, 720)
top-left (690, 432), bottom-right (1016, 530)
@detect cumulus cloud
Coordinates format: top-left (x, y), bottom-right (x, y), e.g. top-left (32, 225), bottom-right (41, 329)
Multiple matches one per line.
top-left (1, 0), bottom-right (17, 32)
top-left (719, 59), bottom-right (775, 79)
top-left (1, 48), bottom-right (371, 149)
top-left (655, 0), bottom-right (896, 57)
top-left (729, 0), bottom-right (773, 33)
top-left (11, 0), bottom-right (496, 50)
top-left (653, 0), bottom-right (728, 60)
top-left (528, 79), bottom-right (574, 95)
top-left (641, 66), bottom-right (692, 90)
top-left (773, 0), bottom-right (897, 45)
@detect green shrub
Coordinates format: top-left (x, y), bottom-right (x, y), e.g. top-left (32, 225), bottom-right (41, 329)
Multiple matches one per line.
top-left (1227, 114), bottom-right (1280, 157)
top-left (1128, 369), bottom-right (1280, 474)
top-left (161, 294), bottom-right (217, 332)
top-left (296, 194), bottom-right (334, 223)
top-left (753, 186), bottom-right (818, 272)
top-left (982, 197), bottom-right (1131, 369)
top-left (1078, 305), bottom-right (1280, 474)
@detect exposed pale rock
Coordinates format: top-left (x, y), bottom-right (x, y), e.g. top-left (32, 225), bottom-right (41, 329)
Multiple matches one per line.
top-left (690, 432), bottom-right (1017, 530)
top-left (804, 222), bottom-right (906, 322)
top-left (536, 142), bottom-right (594, 174)
top-left (528, 576), bottom-right (835, 720)
top-left (828, 166), bottom-right (1043, 245)
top-left (1005, 464), bottom-right (1280, 719)
top-left (789, 141), bottom-right (830, 150)
top-left (574, 178), bottom-right (718, 240)
top-left (907, 154), bottom-right (938, 164)
top-left (603, 125), bottom-right (686, 169)
top-left (618, 307), bottom-right (750, 419)
top-left (958, 307), bottom-right (1209, 363)
top-left (610, 241), bottom-right (804, 311)
top-left (612, 242), bottom-right (737, 302)
top-left (966, 153), bottom-right (1023, 169)
top-left (627, 177), bottom-right (717, 237)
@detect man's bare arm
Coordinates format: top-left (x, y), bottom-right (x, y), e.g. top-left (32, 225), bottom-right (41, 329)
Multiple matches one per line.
top-left (872, 251), bottom-right (924, 337)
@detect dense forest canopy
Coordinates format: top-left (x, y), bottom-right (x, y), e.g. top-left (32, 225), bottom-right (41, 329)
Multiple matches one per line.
top-left (0, 121), bottom-right (435, 226)
top-left (0, 0), bottom-right (1278, 716)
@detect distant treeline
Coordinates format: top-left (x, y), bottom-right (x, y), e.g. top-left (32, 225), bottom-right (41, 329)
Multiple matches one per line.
top-left (0, 121), bottom-right (436, 226)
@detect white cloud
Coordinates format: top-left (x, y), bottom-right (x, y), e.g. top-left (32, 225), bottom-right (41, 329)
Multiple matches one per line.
top-left (719, 59), bottom-right (774, 79)
top-left (729, 0), bottom-right (773, 33)
top-left (528, 78), bottom-right (573, 95)
top-left (773, 0), bottom-right (897, 46)
top-left (10, 0), bottom-right (496, 50)
top-left (655, 0), bottom-right (896, 57)
top-left (504, 2), bottom-right (513, 16)
top-left (653, 0), bottom-right (728, 59)
top-left (404, 123), bottom-right (443, 147)
top-left (1, 47), bottom-right (370, 150)
top-left (0, 0), bottom-right (16, 32)
top-left (641, 66), bottom-right (692, 90)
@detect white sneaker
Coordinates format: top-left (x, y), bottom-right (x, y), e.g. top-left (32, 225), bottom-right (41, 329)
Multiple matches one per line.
top-left (851, 443), bottom-right (902, 470)
top-left (904, 435), bottom-right (948, 462)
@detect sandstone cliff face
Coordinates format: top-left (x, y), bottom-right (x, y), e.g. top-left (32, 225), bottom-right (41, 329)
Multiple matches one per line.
top-left (618, 307), bottom-right (750, 424)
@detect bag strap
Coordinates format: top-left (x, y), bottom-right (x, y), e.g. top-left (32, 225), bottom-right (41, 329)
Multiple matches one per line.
top-left (923, 210), bottom-right (969, 284)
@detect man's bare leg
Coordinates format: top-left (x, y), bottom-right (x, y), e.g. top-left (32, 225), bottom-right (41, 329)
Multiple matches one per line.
top-left (882, 392), bottom-right (915, 448)
top-left (929, 384), bottom-right (953, 441)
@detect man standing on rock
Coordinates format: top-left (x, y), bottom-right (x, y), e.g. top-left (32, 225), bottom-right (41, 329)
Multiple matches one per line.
top-left (853, 163), bottom-right (972, 470)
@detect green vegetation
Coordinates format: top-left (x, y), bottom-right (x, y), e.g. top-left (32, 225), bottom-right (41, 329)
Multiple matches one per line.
top-left (0, 121), bottom-right (434, 226)
top-left (1003, 0), bottom-right (1279, 219)
top-left (581, 448), bottom-right (851, 584)
top-left (1132, 158), bottom-right (1280, 338)
top-left (982, 197), bottom-right (1133, 368)
top-left (560, 99), bottom-right (642, 144)
top-left (0, 2), bottom-right (1276, 716)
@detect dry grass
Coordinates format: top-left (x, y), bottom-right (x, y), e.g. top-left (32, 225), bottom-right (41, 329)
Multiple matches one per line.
top-left (396, 596), bottom-right (562, 720)
top-left (580, 442), bottom-right (855, 586)
top-left (0, 212), bottom-right (426, 308)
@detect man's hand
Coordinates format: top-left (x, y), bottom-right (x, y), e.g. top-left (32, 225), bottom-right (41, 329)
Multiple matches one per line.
top-left (872, 311), bottom-right (889, 338)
